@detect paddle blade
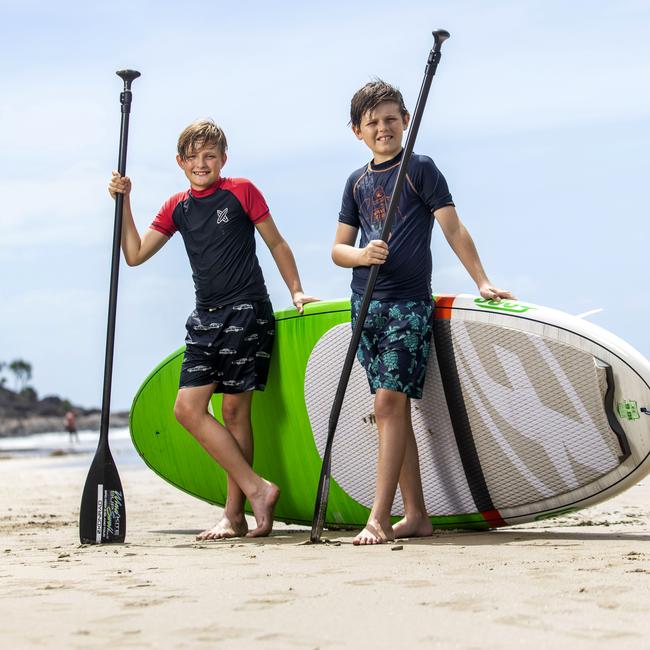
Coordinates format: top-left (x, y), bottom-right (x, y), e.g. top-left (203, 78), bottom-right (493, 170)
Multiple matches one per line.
top-left (79, 444), bottom-right (126, 544)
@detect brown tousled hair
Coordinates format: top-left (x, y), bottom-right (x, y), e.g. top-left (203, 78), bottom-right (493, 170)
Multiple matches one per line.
top-left (349, 80), bottom-right (409, 129)
top-left (177, 119), bottom-right (228, 159)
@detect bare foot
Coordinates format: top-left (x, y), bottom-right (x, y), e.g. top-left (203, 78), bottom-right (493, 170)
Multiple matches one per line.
top-left (196, 515), bottom-right (248, 541)
top-left (246, 481), bottom-right (280, 537)
top-left (353, 520), bottom-right (394, 546)
top-left (393, 514), bottom-right (433, 539)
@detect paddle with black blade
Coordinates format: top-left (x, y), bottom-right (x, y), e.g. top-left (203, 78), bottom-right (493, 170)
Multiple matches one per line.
top-left (79, 69), bottom-right (141, 544)
top-left (310, 30), bottom-right (450, 543)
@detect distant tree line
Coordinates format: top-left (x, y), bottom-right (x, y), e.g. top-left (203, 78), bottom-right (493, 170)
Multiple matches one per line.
top-left (0, 359), bottom-right (34, 394)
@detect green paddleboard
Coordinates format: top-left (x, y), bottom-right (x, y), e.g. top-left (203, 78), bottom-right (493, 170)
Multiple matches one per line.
top-left (131, 296), bottom-right (650, 530)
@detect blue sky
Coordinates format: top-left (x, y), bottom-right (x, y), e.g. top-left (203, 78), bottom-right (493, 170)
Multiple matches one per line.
top-left (1, 1), bottom-right (648, 410)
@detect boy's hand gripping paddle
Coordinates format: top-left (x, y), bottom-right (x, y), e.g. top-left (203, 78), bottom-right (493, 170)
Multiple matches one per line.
top-left (79, 70), bottom-right (140, 544)
top-left (310, 31), bottom-right (450, 543)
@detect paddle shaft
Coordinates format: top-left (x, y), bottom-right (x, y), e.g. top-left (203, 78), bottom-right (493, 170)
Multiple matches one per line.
top-left (79, 70), bottom-right (140, 545)
top-left (310, 31), bottom-right (450, 543)
top-left (99, 70), bottom-right (140, 445)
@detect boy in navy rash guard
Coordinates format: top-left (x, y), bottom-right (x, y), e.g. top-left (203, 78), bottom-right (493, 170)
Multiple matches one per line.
top-left (109, 119), bottom-right (317, 539)
top-left (333, 80), bottom-right (514, 545)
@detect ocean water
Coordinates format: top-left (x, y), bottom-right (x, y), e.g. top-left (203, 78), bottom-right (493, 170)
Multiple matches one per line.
top-left (0, 427), bottom-right (145, 469)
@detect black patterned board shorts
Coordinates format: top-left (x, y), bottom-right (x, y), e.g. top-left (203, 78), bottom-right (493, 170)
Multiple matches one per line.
top-left (351, 293), bottom-right (434, 400)
top-left (179, 300), bottom-right (275, 393)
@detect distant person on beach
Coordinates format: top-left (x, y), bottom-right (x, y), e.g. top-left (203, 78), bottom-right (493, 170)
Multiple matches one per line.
top-left (332, 80), bottom-right (514, 545)
top-left (64, 410), bottom-right (79, 443)
top-left (109, 119), bottom-right (317, 539)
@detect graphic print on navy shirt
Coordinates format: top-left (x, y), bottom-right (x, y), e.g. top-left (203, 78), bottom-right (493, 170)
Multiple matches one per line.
top-left (151, 177), bottom-right (270, 308)
top-left (338, 150), bottom-right (454, 300)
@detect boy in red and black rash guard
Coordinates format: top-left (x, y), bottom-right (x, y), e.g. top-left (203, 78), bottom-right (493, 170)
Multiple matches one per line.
top-left (109, 119), bottom-right (317, 540)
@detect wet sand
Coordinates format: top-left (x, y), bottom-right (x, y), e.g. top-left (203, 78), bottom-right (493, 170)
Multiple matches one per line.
top-left (2, 454), bottom-right (650, 649)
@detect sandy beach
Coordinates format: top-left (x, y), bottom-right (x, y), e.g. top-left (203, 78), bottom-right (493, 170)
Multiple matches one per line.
top-left (2, 446), bottom-right (650, 650)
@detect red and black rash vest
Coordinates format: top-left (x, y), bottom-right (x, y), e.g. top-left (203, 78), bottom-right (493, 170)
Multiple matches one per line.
top-left (150, 177), bottom-right (270, 309)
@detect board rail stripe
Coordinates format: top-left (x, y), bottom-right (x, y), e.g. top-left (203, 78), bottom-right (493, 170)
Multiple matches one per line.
top-left (481, 509), bottom-right (508, 527)
top-left (433, 318), bottom-right (498, 517)
top-left (433, 295), bottom-right (455, 320)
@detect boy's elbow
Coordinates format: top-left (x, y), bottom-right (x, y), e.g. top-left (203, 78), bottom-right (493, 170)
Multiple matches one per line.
top-left (331, 244), bottom-right (351, 267)
top-left (123, 252), bottom-right (143, 267)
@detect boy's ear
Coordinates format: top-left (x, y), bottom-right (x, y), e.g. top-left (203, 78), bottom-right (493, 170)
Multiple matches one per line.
top-left (403, 112), bottom-right (411, 130)
top-left (351, 125), bottom-right (363, 140)
top-left (221, 152), bottom-right (228, 167)
top-left (176, 153), bottom-right (184, 168)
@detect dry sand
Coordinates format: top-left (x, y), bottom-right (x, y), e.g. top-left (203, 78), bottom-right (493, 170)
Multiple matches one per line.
top-left (2, 454), bottom-right (650, 649)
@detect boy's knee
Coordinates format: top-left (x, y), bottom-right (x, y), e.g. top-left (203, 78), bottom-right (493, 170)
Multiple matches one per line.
top-left (374, 390), bottom-right (408, 422)
top-left (174, 396), bottom-right (195, 429)
top-left (221, 398), bottom-right (250, 429)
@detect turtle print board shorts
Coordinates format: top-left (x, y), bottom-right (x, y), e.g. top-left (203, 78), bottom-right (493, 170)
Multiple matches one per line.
top-left (179, 300), bottom-right (275, 393)
top-left (350, 293), bottom-right (434, 400)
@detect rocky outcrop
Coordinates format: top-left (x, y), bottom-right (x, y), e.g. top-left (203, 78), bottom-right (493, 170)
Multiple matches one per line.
top-left (0, 386), bottom-right (129, 437)
top-left (0, 412), bottom-right (130, 437)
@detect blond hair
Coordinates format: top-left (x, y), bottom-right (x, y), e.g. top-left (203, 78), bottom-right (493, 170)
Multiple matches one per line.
top-left (177, 118), bottom-right (228, 159)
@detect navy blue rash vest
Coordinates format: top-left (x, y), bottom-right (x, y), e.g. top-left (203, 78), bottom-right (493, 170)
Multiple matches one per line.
top-left (338, 150), bottom-right (454, 300)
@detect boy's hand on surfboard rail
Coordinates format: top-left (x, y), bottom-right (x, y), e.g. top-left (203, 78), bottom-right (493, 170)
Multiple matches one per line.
top-left (478, 284), bottom-right (516, 302)
top-left (292, 291), bottom-right (320, 314)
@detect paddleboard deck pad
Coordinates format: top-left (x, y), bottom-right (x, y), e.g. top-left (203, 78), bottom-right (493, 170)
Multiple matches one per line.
top-left (130, 296), bottom-right (650, 530)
